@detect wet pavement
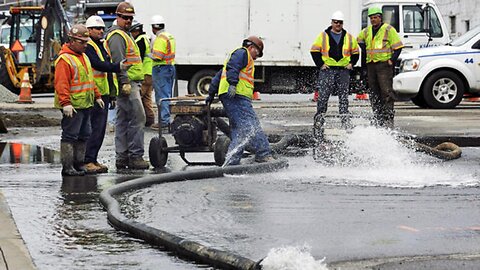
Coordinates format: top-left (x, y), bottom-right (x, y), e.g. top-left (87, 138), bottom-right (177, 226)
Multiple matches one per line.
top-left (1, 94), bottom-right (480, 269)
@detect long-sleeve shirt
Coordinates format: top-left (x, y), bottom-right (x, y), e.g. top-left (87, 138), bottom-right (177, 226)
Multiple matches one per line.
top-left (106, 25), bottom-right (129, 85)
top-left (311, 26), bottom-right (359, 68)
top-left (54, 44), bottom-right (100, 107)
top-left (208, 48), bottom-right (249, 97)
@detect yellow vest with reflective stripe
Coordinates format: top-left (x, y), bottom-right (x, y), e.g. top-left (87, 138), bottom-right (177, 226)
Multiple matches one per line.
top-left (310, 31), bottom-right (359, 67)
top-left (135, 33), bottom-right (153, 75)
top-left (357, 23), bottom-right (404, 63)
top-left (105, 29), bottom-right (144, 81)
top-left (87, 40), bottom-right (119, 96)
top-left (218, 47), bottom-right (255, 99)
top-left (54, 53), bottom-right (96, 109)
top-left (152, 31), bottom-right (176, 66)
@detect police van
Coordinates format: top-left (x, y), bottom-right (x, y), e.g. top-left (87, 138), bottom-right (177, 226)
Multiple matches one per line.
top-left (393, 25), bottom-right (480, 109)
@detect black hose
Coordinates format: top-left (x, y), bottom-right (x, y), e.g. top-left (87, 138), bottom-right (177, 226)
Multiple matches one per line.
top-left (100, 159), bottom-right (288, 270)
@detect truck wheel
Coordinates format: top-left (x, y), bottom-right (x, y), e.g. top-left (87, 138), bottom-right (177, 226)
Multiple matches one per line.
top-left (188, 69), bottom-right (217, 96)
top-left (213, 136), bottom-right (230, 166)
top-left (149, 136), bottom-right (168, 168)
top-left (411, 93), bottom-right (428, 108)
top-left (422, 71), bottom-right (464, 109)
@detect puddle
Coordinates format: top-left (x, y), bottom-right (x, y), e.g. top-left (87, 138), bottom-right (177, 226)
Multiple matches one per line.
top-left (0, 142), bottom-right (59, 164)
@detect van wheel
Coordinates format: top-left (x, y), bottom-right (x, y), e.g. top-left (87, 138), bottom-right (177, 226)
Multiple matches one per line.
top-left (422, 71), bottom-right (464, 109)
top-left (411, 93), bottom-right (428, 108)
top-left (188, 69), bottom-right (217, 96)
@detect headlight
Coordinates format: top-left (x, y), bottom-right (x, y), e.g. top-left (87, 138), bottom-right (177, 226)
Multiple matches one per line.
top-left (400, 59), bottom-right (420, 72)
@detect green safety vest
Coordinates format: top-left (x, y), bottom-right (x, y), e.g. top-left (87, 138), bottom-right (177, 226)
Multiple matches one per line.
top-left (310, 31), bottom-right (359, 67)
top-left (218, 47), bottom-right (254, 99)
top-left (54, 52), bottom-right (96, 109)
top-left (135, 33), bottom-right (153, 75)
top-left (106, 29), bottom-right (144, 81)
top-left (357, 23), bottom-right (404, 63)
top-left (151, 31), bottom-right (176, 66)
top-left (87, 40), bottom-right (119, 96)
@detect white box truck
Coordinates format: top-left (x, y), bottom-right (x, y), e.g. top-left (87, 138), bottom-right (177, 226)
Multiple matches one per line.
top-left (130, 0), bottom-right (450, 96)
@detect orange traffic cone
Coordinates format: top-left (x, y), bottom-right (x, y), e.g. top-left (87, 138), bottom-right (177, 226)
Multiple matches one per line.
top-left (17, 72), bottom-right (33, 103)
top-left (355, 93), bottom-right (369, 100)
top-left (253, 91), bottom-right (261, 100)
top-left (311, 90), bottom-right (319, 102)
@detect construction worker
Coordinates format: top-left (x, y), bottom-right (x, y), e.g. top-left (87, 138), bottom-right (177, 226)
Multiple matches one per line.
top-left (206, 36), bottom-right (274, 166)
top-left (105, 2), bottom-right (149, 170)
top-left (84, 15), bottom-right (128, 174)
top-left (149, 15), bottom-right (176, 131)
top-left (54, 24), bottom-right (104, 176)
top-left (310, 10), bottom-right (359, 133)
top-left (357, 6), bottom-right (403, 129)
top-left (130, 21), bottom-right (155, 127)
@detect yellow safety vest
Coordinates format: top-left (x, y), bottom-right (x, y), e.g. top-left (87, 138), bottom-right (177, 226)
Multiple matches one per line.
top-left (357, 23), bottom-right (404, 63)
top-left (54, 52), bottom-right (96, 109)
top-left (151, 31), bottom-right (176, 66)
top-left (106, 29), bottom-right (144, 81)
top-left (310, 31), bottom-right (359, 67)
top-left (135, 33), bottom-right (153, 75)
top-left (218, 47), bottom-right (254, 99)
top-left (87, 40), bottom-right (119, 96)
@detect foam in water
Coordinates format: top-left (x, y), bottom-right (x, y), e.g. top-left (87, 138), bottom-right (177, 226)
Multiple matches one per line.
top-left (260, 245), bottom-right (328, 270)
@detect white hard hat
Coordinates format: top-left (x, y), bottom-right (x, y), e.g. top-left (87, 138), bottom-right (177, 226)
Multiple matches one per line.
top-left (85, 15), bottom-right (106, 28)
top-left (331, 11), bottom-right (345, 21)
top-left (151, 15), bottom-right (165, 26)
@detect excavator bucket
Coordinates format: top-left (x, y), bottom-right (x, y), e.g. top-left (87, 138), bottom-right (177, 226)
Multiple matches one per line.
top-left (0, 115), bottom-right (7, 133)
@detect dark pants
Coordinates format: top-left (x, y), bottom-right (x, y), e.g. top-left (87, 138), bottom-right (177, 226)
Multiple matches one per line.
top-left (367, 61), bottom-right (395, 128)
top-left (85, 95), bottom-right (110, 163)
top-left (60, 108), bottom-right (92, 143)
top-left (315, 68), bottom-right (350, 118)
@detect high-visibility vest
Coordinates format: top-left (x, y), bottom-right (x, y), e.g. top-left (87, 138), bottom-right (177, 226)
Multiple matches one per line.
top-left (87, 40), bottom-right (119, 96)
top-left (357, 23), bottom-right (404, 63)
top-left (151, 31), bottom-right (176, 66)
top-left (135, 33), bottom-right (153, 75)
top-left (106, 29), bottom-right (144, 81)
top-left (310, 31), bottom-right (359, 67)
top-left (218, 47), bottom-right (254, 99)
top-left (54, 52), bottom-right (96, 109)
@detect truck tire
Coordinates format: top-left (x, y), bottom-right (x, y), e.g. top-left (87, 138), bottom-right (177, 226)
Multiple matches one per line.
top-left (422, 71), bottom-right (464, 109)
top-left (188, 69), bottom-right (217, 96)
top-left (411, 93), bottom-right (428, 108)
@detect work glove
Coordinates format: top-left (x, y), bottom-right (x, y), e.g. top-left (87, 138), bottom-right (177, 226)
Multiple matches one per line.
top-left (205, 95), bottom-right (214, 105)
top-left (226, 85), bottom-right (236, 98)
top-left (119, 59), bottom-right (131, 71)
top-left (62, 105), bottom-right (76, 117)
top-left (121, 83), bottom-right (132, 96)
top-left (109, 98), bottom-right (116, 110)
top-left (321, 64), bottom-right (329, 70)
top-left (96, 98), bottom-right (105, 109)
top-left (345, 63), bottom-right (353, 70)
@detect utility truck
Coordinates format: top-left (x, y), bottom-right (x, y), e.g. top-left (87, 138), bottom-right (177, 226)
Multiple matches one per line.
top-left (128, 0), bottom-right (450, 96)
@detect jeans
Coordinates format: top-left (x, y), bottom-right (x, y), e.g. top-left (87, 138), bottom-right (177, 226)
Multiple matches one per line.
top-left (115, 81), bottom-right (146, 160)
top-left (152, 65), bottom-right (176, 125)
top-left (220, 94), bottom-right (271, 165)
top-left (315, 68), bottom-right (350, 118)
top-left (85, 95), bottom-right (110, 163)
top-left (60, 108), bottom-right (92, 143)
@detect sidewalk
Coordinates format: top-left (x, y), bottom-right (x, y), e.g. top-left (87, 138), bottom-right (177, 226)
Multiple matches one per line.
top-left (0, 191), bottom-right (35, 270)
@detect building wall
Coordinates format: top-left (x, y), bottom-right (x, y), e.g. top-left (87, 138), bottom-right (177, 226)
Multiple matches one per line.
top-left (435, 0), bottom-right (480, 37)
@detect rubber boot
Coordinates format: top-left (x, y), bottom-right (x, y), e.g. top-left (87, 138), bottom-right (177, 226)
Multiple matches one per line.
top-left (73, 141), bottom-right (88, 174)
top-left (61, 142), bottom-right (84, 176)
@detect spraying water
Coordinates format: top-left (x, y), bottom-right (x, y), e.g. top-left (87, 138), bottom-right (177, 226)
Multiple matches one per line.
top-left (222, 125), bottom-right (258, 167)
top-left (260, 245), bottom-right (328, 270)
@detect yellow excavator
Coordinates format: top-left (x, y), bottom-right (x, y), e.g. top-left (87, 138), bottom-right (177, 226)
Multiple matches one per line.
top-left (0, 0), bottom-right (70, 94)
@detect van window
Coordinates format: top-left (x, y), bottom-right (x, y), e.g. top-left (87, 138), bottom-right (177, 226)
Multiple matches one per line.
top-left (382, 6), bottom-right (399, 31)
top-left (361, 9), bottom-right (368, 29)
top-left (403, 5), bottom-right (443, 37)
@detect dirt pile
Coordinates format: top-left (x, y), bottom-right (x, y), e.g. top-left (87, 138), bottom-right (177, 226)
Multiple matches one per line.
top-left (0, 113), bottom-right (60, 127)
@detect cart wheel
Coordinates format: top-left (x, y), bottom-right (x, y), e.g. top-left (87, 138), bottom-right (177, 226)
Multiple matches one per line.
top-left (149, 136), bottom-right (168, 168)
top-left (214, 136), bottom-right (230, 166)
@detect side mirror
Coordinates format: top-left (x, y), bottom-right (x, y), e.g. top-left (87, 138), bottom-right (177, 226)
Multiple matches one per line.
top-left (422, 4), bottom-right (432, 38)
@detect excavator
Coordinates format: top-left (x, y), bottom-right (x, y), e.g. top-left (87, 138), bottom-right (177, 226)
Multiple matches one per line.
top-left (0, 0), bottom-right (70, 94)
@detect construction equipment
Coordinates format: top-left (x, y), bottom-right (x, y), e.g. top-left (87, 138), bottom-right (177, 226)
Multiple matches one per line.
top-left (148, 96), bottom-right (231, 169)
top-left (0, 0), bottom-right (70, 94)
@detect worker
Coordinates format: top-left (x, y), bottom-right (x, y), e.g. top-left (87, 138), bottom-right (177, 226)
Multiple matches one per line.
top-left (357, 6), bottom-right (403, 129)
top-left (84, 15), bottom-right (128, 174)
top-left (54, 24), bottom-right (104, 176)
top-left (206, 36), bottom-right (274, 165)
top-left (130, 21), bottom-right (155, 128)
top-left (310, 10), bottom-right (359, 133)
top-left (105, 1), bottom-right (149, 170)
top-left (149, 15), bottom-right (176, 132)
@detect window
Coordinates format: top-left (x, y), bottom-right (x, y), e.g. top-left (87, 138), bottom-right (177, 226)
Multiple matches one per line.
top-left (403, 5), bottom-right (443, 37)
top-left (450, 16), bottom-right (456, 33)
top-left (465, 20), bottom-right (470, 32)
top-left (382, 6), bottom-right (399, 31)
top-left (361, 9), bottom-right (368, 29)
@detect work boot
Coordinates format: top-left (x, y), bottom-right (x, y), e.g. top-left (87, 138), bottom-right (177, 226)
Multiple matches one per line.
top-left (84, 162), bottom-right (101, 174)
top-left (255, 155), bottom-right (275, 163)
top-left (129, 157), bottom-right (150, 170)
top-left (73, 141), bottom-right (88, 174)
top-left (94, 162), bottom-right (108, 173)
top-left (60, 142), bottom-right (84, 176)
top-left (116, 158), bottom-right (129, 169)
